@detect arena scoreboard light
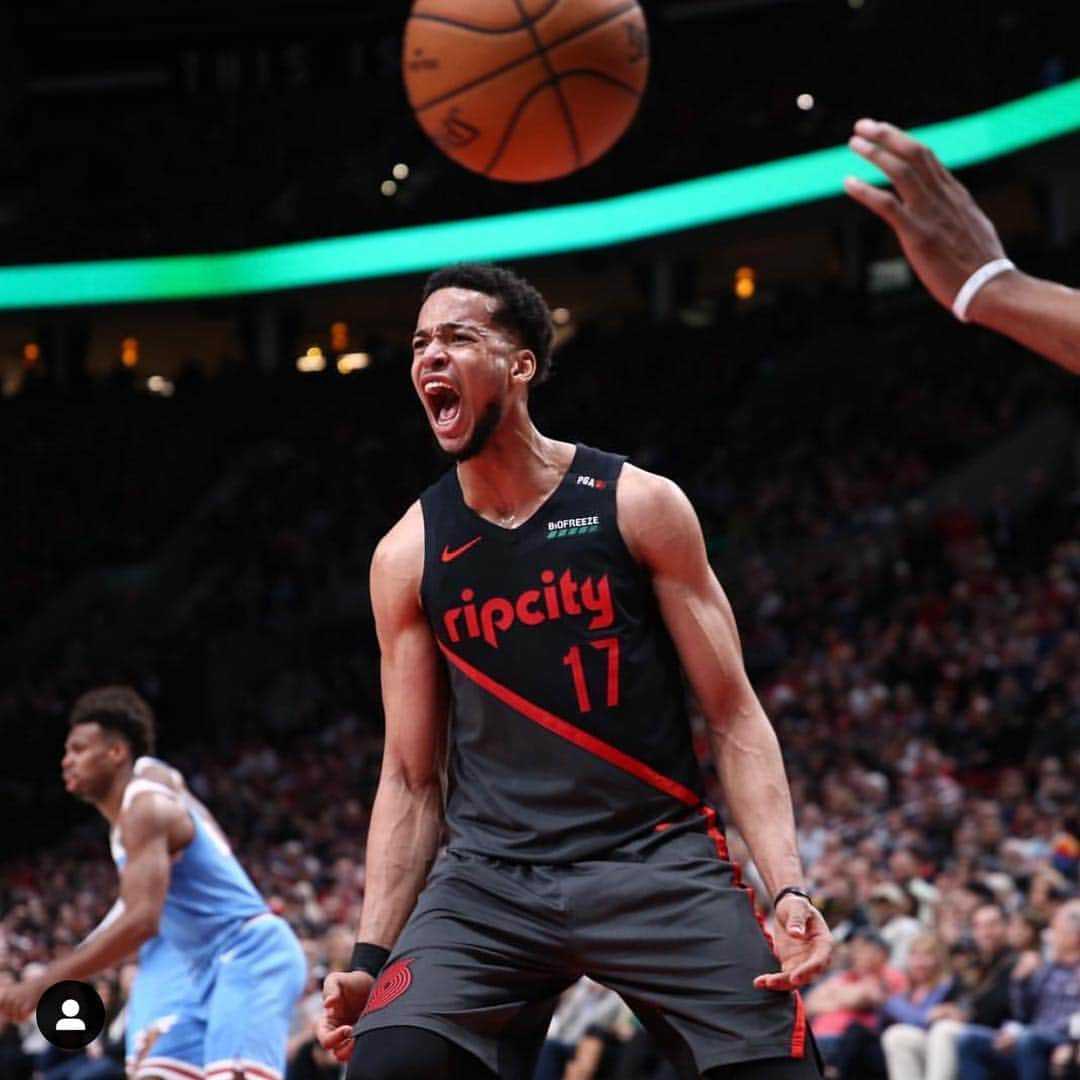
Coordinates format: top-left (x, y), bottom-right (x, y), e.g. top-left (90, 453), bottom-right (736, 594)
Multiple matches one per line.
top-left (1, 78), bottom-right (1079, 311)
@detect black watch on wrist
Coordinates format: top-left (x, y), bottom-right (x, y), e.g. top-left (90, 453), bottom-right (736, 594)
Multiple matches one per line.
top-left (772, 885), bottom-right (814, 908)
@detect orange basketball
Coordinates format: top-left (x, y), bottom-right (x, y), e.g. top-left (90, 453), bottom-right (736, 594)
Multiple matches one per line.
top-left (403, 0), bottom-right (650, 183)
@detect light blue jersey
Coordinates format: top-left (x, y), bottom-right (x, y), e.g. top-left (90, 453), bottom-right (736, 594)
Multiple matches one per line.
top-left (112, 762), bottom-right (306, 1080)
top-left (112, 774), bottom-right (267, 966)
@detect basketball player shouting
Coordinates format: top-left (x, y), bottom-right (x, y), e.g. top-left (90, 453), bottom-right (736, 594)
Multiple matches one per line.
top-left (318, 264), bottom-right (833, 1079)
top-left (0, 687), bottom-right (307, 1080)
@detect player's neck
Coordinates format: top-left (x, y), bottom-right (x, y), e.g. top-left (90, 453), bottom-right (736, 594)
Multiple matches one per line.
top-left (97, 764), bottom-right (135, 825)
top-left (456, 412), bottom-right (573, 529)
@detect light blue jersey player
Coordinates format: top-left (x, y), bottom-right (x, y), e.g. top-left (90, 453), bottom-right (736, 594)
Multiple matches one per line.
top-left (0, 688), bottom-right (307, 1080)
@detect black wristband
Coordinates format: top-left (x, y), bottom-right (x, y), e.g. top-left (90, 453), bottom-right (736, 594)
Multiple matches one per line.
top-left (350, 942), bottom-right (390, 977)
top-left (773, 886), bottom-right (813, 909)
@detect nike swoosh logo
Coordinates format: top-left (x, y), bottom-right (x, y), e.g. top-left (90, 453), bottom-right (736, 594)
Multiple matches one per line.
top-left (441, 536), bottom-right (483, 563)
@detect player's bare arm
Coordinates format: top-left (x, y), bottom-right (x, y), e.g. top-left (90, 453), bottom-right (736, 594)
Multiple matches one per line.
top-left (617, 464), bottom-right (833, 991)
top-left (318, 499), bottom-right (449, 1061)
top-left (0, 792), bottom-right (178, 1022)
top-left (845, 118), bottom-right (1080, 375)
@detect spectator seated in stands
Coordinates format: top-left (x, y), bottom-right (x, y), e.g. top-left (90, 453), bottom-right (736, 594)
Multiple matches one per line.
top-left (805, 927), bottom-right (907, 1079)
top-left (882, 901), bottom-right (1018, 1080)
top-left (955, 899), bottom-right (1080, 1080)
top-left (879, 932), bottom-right (957, 1078)
top-left (868, 881), bottom-right (926, 968)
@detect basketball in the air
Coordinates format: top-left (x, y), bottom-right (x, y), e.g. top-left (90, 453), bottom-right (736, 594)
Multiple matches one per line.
top-left (403, 0), bottom-right (650, 183)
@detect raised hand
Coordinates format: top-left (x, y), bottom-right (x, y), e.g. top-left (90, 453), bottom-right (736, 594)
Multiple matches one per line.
top-left (844, 118), bottom-right (1008, 311)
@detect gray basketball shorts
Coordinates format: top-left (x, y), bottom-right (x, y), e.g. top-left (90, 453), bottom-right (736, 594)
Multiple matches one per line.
top-left (351, 829), bottom-right (809, 1079)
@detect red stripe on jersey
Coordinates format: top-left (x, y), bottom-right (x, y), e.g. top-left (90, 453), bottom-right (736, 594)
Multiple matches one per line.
top-left (438, 640), bottom-right (701, 808)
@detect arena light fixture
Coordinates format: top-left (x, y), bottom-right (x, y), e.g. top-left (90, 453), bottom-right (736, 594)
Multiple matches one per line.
top-left (1, 78), bottom-right (1079, 311)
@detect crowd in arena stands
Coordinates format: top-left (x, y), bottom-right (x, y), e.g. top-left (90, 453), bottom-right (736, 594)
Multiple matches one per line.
top-left (2, 288), bottom-right (1079, 1078)
top-left (2, 499), bottom-right (1078, 1079)
top-left (2, 733), bottom-right (1078, 1079)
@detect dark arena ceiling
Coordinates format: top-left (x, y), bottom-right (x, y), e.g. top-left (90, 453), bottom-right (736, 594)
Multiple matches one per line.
top-left (0, 0), bottom-right (1076, 265)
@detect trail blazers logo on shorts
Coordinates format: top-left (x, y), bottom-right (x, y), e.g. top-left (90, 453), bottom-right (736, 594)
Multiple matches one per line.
top-left (361, 958), bottom-right (415, 1016)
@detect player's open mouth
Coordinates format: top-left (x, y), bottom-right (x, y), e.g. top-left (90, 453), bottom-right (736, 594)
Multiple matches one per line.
top-left (423, 379), bottom-right (462, 430)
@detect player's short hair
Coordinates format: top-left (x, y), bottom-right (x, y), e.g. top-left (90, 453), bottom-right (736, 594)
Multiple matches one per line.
top-left (69, 685), bottom-right (156, 759)
top-left (422, 263), bottom-right (556, 386)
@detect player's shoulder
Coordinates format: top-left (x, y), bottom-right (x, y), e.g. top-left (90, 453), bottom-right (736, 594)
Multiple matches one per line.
top-left (370, 500), bottom-right (425, 605)
top-left (616, 462), bottom-right (695, 520)
top-left (134, 755), bottom-right (185, 792)
top-left (616, 463), bottom-right (700, 565)
top-left (119, 781), bottom-right (186, 843)
top-left (372, 500), bottom-right (424, 568)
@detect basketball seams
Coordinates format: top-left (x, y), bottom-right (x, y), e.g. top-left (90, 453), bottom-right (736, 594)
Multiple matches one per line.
top-left (552, 69), bottom-right (642, 98)
top-left (482, 71), bottom-right (642, 178)
top-left (409, 1), bottom-right (640, 113)
top-left (409, 0), bottom-right (561, 36)
top-left (506, 0), bottom-right (581, 170)
top-left (482, 77), bottom-right (561, 176)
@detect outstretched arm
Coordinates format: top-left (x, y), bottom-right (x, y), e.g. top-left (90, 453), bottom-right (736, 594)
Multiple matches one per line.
top-left (845, 118), bottom-right (1080, 375)
top-left (618, 466), bottom-right (833, 991)
top-left (318, 501), bottom-right (449, 1060)
top-left (0, 793), bottom-right (173, 1021)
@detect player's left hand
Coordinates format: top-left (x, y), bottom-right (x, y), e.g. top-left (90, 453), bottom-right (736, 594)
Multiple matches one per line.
top-left (753, 895), bottom-right (834, 991)
top-left (0, 977), bottom-right (46, 1023)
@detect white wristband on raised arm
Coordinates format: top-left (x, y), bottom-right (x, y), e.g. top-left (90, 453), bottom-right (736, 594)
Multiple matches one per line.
top-left (952, 258), bottom-right (1015, 322)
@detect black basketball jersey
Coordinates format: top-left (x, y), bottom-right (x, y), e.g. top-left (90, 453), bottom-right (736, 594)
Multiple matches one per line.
top-left (419, 443), bottom-right (716, 863)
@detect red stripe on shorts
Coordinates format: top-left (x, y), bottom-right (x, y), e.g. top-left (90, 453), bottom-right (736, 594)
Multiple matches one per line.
top-left (791, 989), bottom-right (807, 1058)
top-left (701, 794), bottom-right (807, 1058)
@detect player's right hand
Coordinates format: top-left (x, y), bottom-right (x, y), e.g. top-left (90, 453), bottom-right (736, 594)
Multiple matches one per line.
top-left (317, 970), bottom-right (374, 1062)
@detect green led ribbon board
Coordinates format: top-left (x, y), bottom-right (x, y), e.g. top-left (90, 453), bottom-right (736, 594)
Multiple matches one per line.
top-left (2, 78), bottom-right (1079, 310)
